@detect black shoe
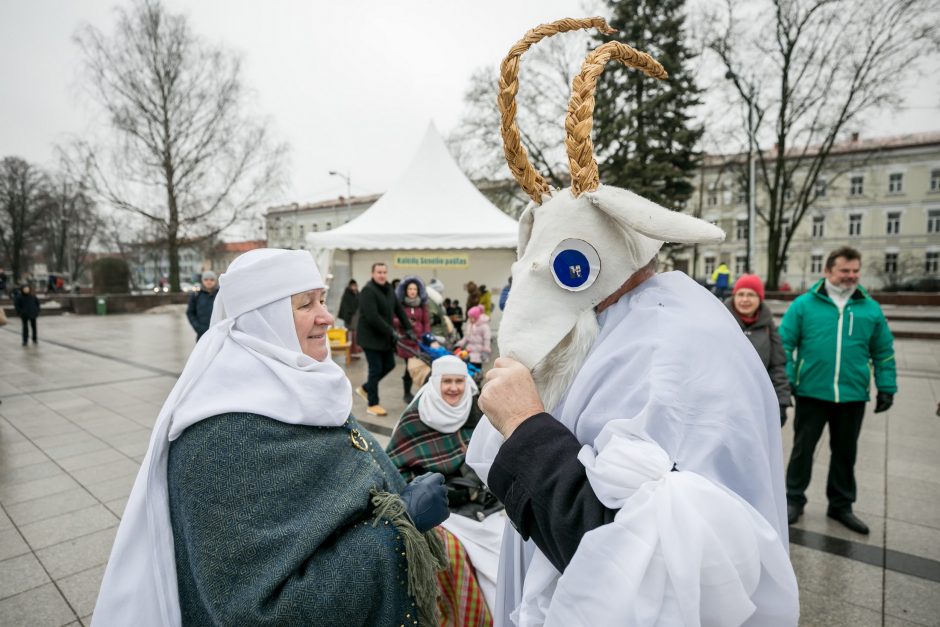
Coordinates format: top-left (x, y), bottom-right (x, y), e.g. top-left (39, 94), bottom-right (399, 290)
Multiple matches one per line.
top-left (827, 510), bottom-right (869, 534)
top-left (787, 504), bottom-right (803, 525)
top-left (403, 392), bottom-right (415, 404)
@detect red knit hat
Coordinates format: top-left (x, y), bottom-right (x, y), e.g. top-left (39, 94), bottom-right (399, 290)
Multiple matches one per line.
top-left (733, 274), bottom-right (765, 300)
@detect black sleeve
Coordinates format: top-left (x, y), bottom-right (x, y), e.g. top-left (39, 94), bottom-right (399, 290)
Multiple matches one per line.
top-left (185, 292), bottom-right (198, 329)
top-left (487, 413), bottom-right (616, 572)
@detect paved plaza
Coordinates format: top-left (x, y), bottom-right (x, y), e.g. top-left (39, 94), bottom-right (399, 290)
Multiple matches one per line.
top-left (1, 307), bottom-right (939, 626)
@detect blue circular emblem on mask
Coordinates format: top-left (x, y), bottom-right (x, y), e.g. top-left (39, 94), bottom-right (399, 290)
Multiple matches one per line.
top-left (549, 239), bottom-right (600, 292)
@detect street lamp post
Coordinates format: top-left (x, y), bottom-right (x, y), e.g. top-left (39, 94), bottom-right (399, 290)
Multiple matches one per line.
top-left (328, 170), bottom-right (352, 225)
top-left (746, 84), bottom-right (756, 275)
top-left (726, 71), bottom-right (758, 275)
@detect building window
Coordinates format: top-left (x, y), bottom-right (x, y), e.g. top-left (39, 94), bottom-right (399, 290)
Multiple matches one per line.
top-left (707, 190), bottom-right (718, 207)
top-left (736, 185), bottom-right (747, 204)
top-left (299, 225), bottom-right (305, 236)
top-left (781, 256), bottom-right (789, 273)
top-left (326, 221), bottom-right (332, 230)
top-left (928, 209), bottom-right (940, 233)
top-left (926, 251), bottom-right (939, 274)
top-left (886, 211), bottom-right (901, 235)
top-left (312, 223), bottom-right (319, 232)
top-left (812, 215), bottom-right (825, 238)
top-left (931, 169), bottom-right (940, 192)
top-left (884, 252), bottom-right (898, 275)
top-left (888, 173), bottom-right (903, 194)
top-left (815, 178), bottom-right (827, 198)
top-left (784, 186), bottom-right (794, 201)
top-left (849, 213), bottom-right (862, 236)
top-left (735, 254), bottom-right (747, 276)
top-left (704, 256), bottom-right (716, 277)
top-left (735, 219), bottom-right (748, 241)
top-left (850, 175), bottom-right (864, 196)
top-left (781, 217), bottom-right (791, 238)
top-left (811, 254), bottom-right (823, 274)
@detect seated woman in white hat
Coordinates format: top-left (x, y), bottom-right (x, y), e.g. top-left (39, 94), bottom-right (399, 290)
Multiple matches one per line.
top-left (387, 355), bottom-right (507, 624)
top-left (92, 248), bottom-right (449, 627)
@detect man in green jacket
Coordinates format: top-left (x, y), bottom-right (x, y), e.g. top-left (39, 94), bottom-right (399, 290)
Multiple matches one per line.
top-left (779, 246), bottom-right (897, 534)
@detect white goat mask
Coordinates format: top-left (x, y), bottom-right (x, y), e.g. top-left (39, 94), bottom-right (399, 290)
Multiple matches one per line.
top-left (497, 19), bottom-right (724, 370)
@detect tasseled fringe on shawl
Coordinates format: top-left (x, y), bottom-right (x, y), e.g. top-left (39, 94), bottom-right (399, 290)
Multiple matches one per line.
top-left (371, 490), bottom-right (449, 627)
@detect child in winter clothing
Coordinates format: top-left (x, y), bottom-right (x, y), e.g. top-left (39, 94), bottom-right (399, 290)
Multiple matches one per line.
top-left (456, 305), bottom-right (491, 370)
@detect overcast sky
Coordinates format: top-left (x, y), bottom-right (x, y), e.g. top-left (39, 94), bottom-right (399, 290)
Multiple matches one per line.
top-left (2, 0), bottom-right (938, 212)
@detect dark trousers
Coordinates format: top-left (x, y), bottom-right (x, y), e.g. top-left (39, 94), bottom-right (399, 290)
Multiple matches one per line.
top-left (20, 317), bottom-right (37, 344)
top-left (363, 348), bottom-right (396, 406)
top-left (786, 395), bottom-right (866, 513)
top-left (401, 357), bottom-right (412, 395)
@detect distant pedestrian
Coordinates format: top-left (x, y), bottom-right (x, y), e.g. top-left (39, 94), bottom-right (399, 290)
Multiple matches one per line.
top-left (338, 279), bottom-right (361, 355)
top-left (478, 285), bottom-right (492, 316)
top-left (0, 267), bottom-right (7, 295)
top-left (186, 271), bottom-right (218, 341)
top-left (13, 284), bottom-right (40, 346)
top-left (425, 278), bottom-right (453, 341)
top-left (781, 246), bottom-right (897, 535)
top-left (498, 277), bottom-right (511, 311)
top-left (725, 275), bottom-right (791, 424)
top-left (447, 299), bottom-right (464, 339)
top-left (711, 262), bottom-right (732, 299)
top-left (465, 281), bottom-right (481, 314)
top-left (394, 276), bottom-right (431, 404)
top-left (356, 262), bottom-right (414, 416)
top-left (456, 305), bottom-right (491, 370)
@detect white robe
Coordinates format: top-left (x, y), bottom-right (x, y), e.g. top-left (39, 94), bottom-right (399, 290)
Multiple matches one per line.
top-left (467, 272), bottom-right (799, 626)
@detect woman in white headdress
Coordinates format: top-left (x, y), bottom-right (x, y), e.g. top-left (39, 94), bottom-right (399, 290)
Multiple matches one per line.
top-left (92, 249), bottom-right (448, 627)
top-left (387, 356), bottom-right (507, 623)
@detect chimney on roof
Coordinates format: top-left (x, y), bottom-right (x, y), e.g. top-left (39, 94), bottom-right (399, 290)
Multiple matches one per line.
top-left (850, 132), bottom-right (859, 143)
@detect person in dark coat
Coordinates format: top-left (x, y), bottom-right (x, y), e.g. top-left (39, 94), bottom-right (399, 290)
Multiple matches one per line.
top-left (356, 262), bottom-right (414, 416)
top-left (186, 271), bottom-right (218, 341)
top-left (394, 276), bottom-right (431, 404)
top-left (13, 284), bottom-right (40, 346)
top-left (338, 279), bottom-right (361, 355)
top-left (725, 274), bottom-right (791, 424)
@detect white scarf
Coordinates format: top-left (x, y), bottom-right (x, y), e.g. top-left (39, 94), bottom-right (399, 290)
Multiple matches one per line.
top-left (92, 249), bottom-right (352, 627)
top-left (416, 355), bottom-right (479, 433)
top-left (468, 272), bottom-right (799, 626)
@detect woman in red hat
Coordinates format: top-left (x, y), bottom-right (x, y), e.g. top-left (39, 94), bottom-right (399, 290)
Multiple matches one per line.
top-left (727, 274), bottom-right (792, 425)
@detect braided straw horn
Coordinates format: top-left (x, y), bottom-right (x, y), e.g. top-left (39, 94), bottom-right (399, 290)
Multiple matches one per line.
top-left (566, 42), bottom-right (668, 197)
top-left (499, 18), bottom-right (616, 205)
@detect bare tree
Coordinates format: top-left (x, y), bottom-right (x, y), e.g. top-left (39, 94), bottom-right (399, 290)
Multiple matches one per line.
top-left (0, 157), bottom-right (50, 284)
top-left (74, 0), bottom-right (286, 291)
top-left (705, 0), bottom-right (939, 288)
top-left (450, 32), bottom-right (591, 195)
top-left (42, 159), bottom-right (102, 287)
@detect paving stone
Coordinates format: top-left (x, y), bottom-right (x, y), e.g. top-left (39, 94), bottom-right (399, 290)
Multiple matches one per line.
top-left (57, 448), bottom-right (127, 473)
top-left (0, 460), bottom-right (65, 487)
top-left (0, 583), bottom-right (76, 627)
top-left (83, 474), bottom-right (136, 503)
top-left (35, 526), bottom-right (117, 580)
top-left (0, 528), bottom-right (30, 561)
top-left (884, 569), bottom-right (940, 626)
top-left (18, 505), bottom-right (118, 550)
top-left (69, 459), bottom-right (139, 487)
top-left (0, 553), bottom-right (49, 600)
top-left (0, 474), bottom-right (80, 506)
top-left (4, 488), bottom-right (98, 527)
top-left (57, 564), bottom-right (106, 618)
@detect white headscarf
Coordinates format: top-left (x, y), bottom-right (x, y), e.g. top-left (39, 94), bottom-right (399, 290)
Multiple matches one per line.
top-left (92, 248), bottom-right (352, 627)
top-left (416, 355), bottom-right (479, 433)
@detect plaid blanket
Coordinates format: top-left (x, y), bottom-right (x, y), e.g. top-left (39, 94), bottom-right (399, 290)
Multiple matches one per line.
top-left (436, 527), bottom-right (493, 627)
top-left (386, 396), bottom-right (482, 482)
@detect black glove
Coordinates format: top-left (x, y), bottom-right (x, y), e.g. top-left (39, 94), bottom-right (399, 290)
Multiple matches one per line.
top-left (874, 392), bottom-right (894, 413)
top-left (400, 472), bottom-right (448, 533)
top-left (780, 405), bottom-right (788, 427)
top-left (405, 329), bottom-right (418, 342)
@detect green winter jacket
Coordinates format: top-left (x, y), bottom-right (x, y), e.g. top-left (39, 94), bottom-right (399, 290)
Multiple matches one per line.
top-left (779, 279), bottom-right (897, 403)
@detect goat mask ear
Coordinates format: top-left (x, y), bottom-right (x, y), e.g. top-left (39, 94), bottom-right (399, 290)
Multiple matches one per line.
top-left (588, 186), bottom-right (725, 245)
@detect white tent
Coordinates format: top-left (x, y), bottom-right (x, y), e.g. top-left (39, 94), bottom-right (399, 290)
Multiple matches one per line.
top-left (306, 122), bottom-right (519, 251)
top-left (307, 123), bottom-right (519, 320)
